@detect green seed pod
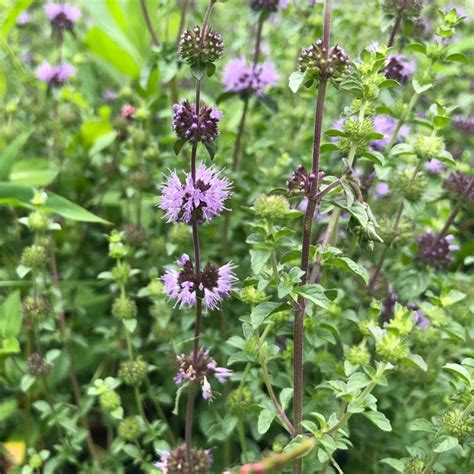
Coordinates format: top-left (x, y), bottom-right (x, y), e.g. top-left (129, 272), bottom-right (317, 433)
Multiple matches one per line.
top-left (21, 245), bottom-right (48, 269)
top-left (358, 319), bottom-right (378, 337)
top-left (112, 295), bottom-right (137, 320)
top-left (390, 171), bottom-right (427, 202)
top-left (118, 417), bottom-right (141, 441)
top-left (118, 358), bottom-right (148, 386)
top-left (99, 390), bottom-right (121, 412)
top-left (254, 194), bottom-right (290, 219)
top-left (411, 134), bottom-right (444, 160)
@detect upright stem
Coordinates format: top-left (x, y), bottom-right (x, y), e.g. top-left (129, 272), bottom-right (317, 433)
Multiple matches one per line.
top-left (140, 0), bottom-right (159, 46)
top-left (293, 3), bottom-right (332, 473)
top-left (231, 98), bottom-right (250, 172)
top-left (184, 1), bottom-right (216, 462)
top-left (387, 0), bottom-right (407, 48)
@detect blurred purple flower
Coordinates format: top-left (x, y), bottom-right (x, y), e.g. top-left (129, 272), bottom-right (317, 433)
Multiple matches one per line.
top-left (424, 159), bottom-right (445, 174)
top-left (371, 115), bottom-right (410, 151)
top-left (103, 89), bottom-right (118, 102)
top-left (249, 0), bottom-right (288, 12)
top-left (159, 164), bottom-right (231, 224)
top-left (17, 11), bottom-right (32, 26)
top-left (452, 115), bottom-right (474, 134)
top-left (172, 100), bottom-right (222, 144)
top-left (162, 254), bottom-right (235, 310)
top-left (415, 309), bottom-right (429, 329)
top-left (381, 285), bottom-right (398, 323)
top-left (222, 58), bottom-right (279, 97)
top-left (35, 62), bottom-right (75, 87)
top-left (375, 182), bottom-right (390, 198)
top-left (45, 2), bottom-right (80, 31)
top-left (384, 54), bottom-right (416, 84)
top-left (443, 171), bottom-right (474, 201)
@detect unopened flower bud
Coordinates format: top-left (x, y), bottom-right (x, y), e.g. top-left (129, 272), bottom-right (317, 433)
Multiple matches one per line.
top-left (179, 25), bottom-right (224, 66)
top-left (111, 263), bottom-right (131, 285)
top-left (112, 295), bottom-right (137, 320)
top-left (22, 296), bottom-right (51, 321)
top-left (118, 358), bottom-right (147, 386)
top-left (27, 352), bottom-right (52, 375)
top-left (376, 332), bottom-right (409, 362)
top-left (28, 211), bottom-right (49, 231)
top-left (404, 456), bottom-right (425, 474)
top-left (29, 453), bottom-right (43, 469)
top-left (390, 171), bottom-right (426, 202)
top-left (240, 286), bottom-right (267, 305)
top-left (227, 387), bottom-right (254, 416)
top-left (21, 245), bottom-right (48, 269)
top-left (254, 194), bottom-right (290, 219)
top-left (118, 417), bottom-right (141, 440)
top-left (99, 390), bottom-right (121, 412)
top-left (411, 134), bottom-right (444, 160)
top-left (347, 343), bottom-right (371, 366)
top-left (441, 409), bottom-right (472, 442)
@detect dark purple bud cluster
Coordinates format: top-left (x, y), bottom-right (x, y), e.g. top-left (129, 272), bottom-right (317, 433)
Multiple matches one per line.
top-left (298, 40), bottom-right (351, 80)
top-left (179, 25), bottom-right (224, 66)
top-left (383, 54), bottom-right (416, 84)
top-left (383, 0), bottom-right (423, 17)
top-left (417, 231), bottom-right (458, 268)
top-left (381, 285), bottom-right (398, 323)
top-left (27, 352), bottom-right (52, 375)
top-left (172, 100), bottom-right (222, 144)
top-left (287, 165), bottom-right (324, 196)
top-left (249, 0), bottom-right (280, 13)
top-left (443, 171), bottom-right (474, 202)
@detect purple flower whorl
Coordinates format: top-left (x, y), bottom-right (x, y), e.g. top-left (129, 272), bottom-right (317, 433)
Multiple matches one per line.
top-left (45, 2), bottom-right (80, 32)
top-left (417, 230), bottom-right (459, 268)
top-left (35, 62), bottom-right (75, 87)
top-left (384, 54), bottom-right (416, 84)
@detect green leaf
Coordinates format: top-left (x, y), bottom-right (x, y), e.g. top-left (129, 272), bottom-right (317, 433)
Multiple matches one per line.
top-left (251, 302), bottom-right (281, 328)
top-left (361, 150), bottom-right (385, 166)
top-left (279, 388), bottom-right (293, 410)
top-left (288, 71), bottom-right (305, 93)
top-left (174, 139), bottom-right (186, 156)
top-left (436, 150), bottom-right (455, 166)
top-left (412, 79), bottom-right (433, 94)
top-left (443, 363), bottom-right (471, 384)
top-left (89, 131), bottom-right (117, 157)
top-left (407, 42), bottom-right (427, 54)
top-left (257, 409), bottom-right (275, 434)
top-left (0, 183), bottom-right (110, 224)
top-left (0, 131), bottom-right (32, 180)
top-left (122, 318), bottom-right (137, 333)
top-left (380, 458), bottom-right (405, 472)
top-left (0, 337), bottom-right (20, 355)
top-left (294, 284), bottom-right (329, 309)
top-left (325, 256), bottom-right (369, 285)
top-left (363, 411), bottom-right (392, 432)
top-left (403, 354), bottom-right (428, 372)
top-left (0, 398), bottom-right (17, 424)
top-left (190, 62), bottom-right (207, 81)
top-left (204, 141), bottom-right (216, 160)
top-left (20, 374), bottom-right (36, 392)
top-left (433, 116), bottom-right (451, 130)
top-left (9, 159), bottom-right (59, 187)
top-left (446, 53), bottom-right (468, 64)
top-left (250, 249), bottom-right (271, 274)
top-left (0, 290), bottom-right (21, 338)
top-left (409, 418), bottom-right (435, 433)
top-left (320, 143), bottom-right (339, 153)
top-left (379, 79), bottom-right (399, 89)
top-left (1, 1), bottom-right (34, 38)
top-left (433, 436), bottom-right (458, 453)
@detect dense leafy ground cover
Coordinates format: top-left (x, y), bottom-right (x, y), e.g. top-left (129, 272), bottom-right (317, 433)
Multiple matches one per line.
top-left (0, 0), bottom-right (473, 473)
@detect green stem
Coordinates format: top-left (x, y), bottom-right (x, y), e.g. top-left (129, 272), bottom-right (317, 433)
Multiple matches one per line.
top-left (238, 418), bottom-right (248, 463)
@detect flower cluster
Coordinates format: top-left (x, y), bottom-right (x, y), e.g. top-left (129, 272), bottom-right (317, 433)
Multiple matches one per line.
top-left (384, 54), bottom-right (416, 83)
top-left (223, 58), bottom-right (279, 97)
top-left (453, 115), bottom-right (474, 134)
top-left (249, 0), bottom-right (288, 13)
top-left (172, 100), bottom-right (222, 144)
top-left (45, 2), bottom-right (81, 32)
top-left (287, 164), bottom-right (320, 196)
top-left (443, 171), bottom-right (474, 201)
top-left (417, 230), bottom-right (459, 268)
top-left (298, 40), bottom-right (351, 80)
top-left (179, 26), bottom-right (224, 67)
top-left (162, 254), bottom-right (235, 310)
top-left (155, 445), bottom-right (212, 474)
top-left (36, 62), bottom-right (75, 87)
top-left (175, 348), bottom-right (233, 400)
top-left (159, 164), bottom-right (231, 224)
top-left (27, 353), bottom-right (52, 375)
top-left (371, 115), bottom-right (410, 150)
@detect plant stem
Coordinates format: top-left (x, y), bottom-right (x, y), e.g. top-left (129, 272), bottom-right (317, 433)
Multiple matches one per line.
top-left (184, 1), bottom-right (216, 462)
top-left (293, 5), bottom-right (332, 472)
top-left (387, 0), bottom-right (407, 48)
top-left (140, 0), bottom-right (159, 46)
top-left (238, 418), bottom-right (248, 462)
